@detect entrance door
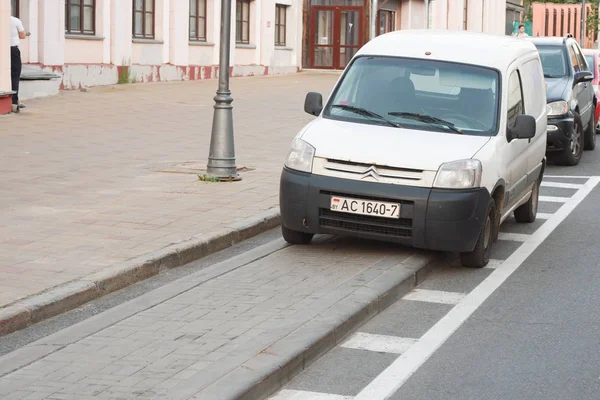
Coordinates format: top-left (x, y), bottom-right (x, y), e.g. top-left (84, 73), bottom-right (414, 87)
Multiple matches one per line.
top-left (310, 5), bottom-right (363, 69)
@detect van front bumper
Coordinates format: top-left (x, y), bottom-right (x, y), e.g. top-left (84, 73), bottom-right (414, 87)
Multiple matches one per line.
top-left (546, 117), bottom-right (574, 152)
top-left (279, 168), bottom-right (490, 253)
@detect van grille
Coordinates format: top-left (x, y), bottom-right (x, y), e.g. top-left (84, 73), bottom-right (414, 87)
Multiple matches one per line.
top-left (319, 209), bottom-right (413, 238)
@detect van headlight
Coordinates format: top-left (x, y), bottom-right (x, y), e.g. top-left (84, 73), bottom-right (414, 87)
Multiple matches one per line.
top-left (546, 101), bottom-right (569, 117)
top-left (284, 138), bottom-right (315, 173)
top-left (433, 159), bottom-right (482, 189)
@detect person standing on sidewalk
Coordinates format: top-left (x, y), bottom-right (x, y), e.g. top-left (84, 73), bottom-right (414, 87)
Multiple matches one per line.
top-left (10, 14), bottom-right (27, 112)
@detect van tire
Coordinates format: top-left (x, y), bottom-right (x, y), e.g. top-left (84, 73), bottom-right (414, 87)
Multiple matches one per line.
top-left (555, 113), bottom-right (584, 166)
top-left (584, 113), bottom-right (596, 150)
top-left (514, 177), bottom-right (540, 223)
top-left (282, 225), bottom-right (313, 245)
top-left (460, 198), bottom-right (496, 268)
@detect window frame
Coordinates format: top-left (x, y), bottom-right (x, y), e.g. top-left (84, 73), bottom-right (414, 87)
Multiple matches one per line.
top-left (11, 0), bottom-right (19, 18)
top-left (189, 0), bottom-right (207, 42)
top-left (236, 0), bottom-right (251, 44)
top-left (133, 0), bottom-right (156, 39)
top-left (65, 0), bottom-right (96, 35)
top-left (377, 9), bottom-right (395, 36)
top-left (507, 69), bottom-right (525, 131)
top-left (275, 4), bottom-right (287, 46)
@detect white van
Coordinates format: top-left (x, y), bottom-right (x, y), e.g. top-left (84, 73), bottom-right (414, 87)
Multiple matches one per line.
top-left (279, 30), bottom-right (547, 268)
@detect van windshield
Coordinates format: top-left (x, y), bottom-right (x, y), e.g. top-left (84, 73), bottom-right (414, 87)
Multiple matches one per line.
top-left (323, 56), bottom-right (500, 136)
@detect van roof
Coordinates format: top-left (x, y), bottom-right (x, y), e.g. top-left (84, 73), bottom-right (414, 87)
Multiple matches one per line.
top-left (355, 29), bottom-right (539, 71)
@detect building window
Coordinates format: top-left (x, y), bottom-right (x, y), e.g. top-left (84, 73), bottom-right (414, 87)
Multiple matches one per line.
top-left (189, 0), bottom-right (207, 41)
top-left (275, 5), bottom-right (287, 46)
top-left (463, 0), bottom-right (468, 30)
top-left (133, 0), bottom-right (155, 39)
top-left (560, 10), bottom-right (564, 36)
top-left (378, 10), bottom-right (395, 35)
top-left (236, 0), bottom-right (251, 44)
top-left (553, 10), bottom-right (557, 36)
top-left (11, 0), bottom-right (19, 17)
top-left (568, 9), bottom-right (571, 34)
top-left (545, 10), bottom-right (549, 36)
top-left (65, 0), bottom-right (96, 35)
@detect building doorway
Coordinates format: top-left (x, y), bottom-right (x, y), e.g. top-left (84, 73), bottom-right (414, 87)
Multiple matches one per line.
top-left (309, 0), bottom-right (365, 69)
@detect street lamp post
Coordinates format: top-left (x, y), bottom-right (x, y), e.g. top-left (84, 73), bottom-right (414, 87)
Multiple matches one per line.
top-left (370, 0), bottom-right (379, 40)
top-left (206, 0), bottom-right (240, 181)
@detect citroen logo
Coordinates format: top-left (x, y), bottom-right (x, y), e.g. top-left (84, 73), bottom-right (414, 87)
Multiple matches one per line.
top-left (361, 166), bottom-right (380, 181)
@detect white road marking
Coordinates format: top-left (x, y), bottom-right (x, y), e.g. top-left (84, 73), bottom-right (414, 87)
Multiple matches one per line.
top-left (539, 196), bottom-right (570, 203)
top-left (403, 289), bottom-right (465, 305)
top-left (484, 259), bottom-right (503, 270)
top-left (269, 390), bottom-right (353, 400)
top-left (541, 181), bottom-right (584, 189)
top-left (354, 177), bottom-right (600, 400)
top-left (341, 332), bottom-right (418, 354)
top-left (497, 232), bottom-right (531, 242)
top-left (535, 213), bottom-right (553, 220)
top-left (544, 175), bottom-right (592, 179)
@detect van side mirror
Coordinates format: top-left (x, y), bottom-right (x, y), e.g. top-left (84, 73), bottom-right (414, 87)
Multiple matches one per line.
top-left (304, 92), bottom-right (323, 116)
top-left (508, 115), bottom-right (536, 142)
top-left (574, 71), bottom-right (594, 85)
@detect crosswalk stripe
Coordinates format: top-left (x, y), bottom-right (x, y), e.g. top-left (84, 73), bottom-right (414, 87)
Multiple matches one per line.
top-left (541, 181), bottom-right (584, 189)
top-left (341, 332), bottom-right (417, 354)
top-left (539, 196), bottom-right (570, 203)
top-left (498, 232), bottom-right (531, 242)
top-left (269, 390), bottom-right (353, 400)
top-left (403, 289), bottom-right (465, 305)
top-left (535, 212), bottom-right (553, 220)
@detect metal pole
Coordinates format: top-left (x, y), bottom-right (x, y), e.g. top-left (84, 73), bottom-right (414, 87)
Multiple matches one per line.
top-left (206, 0), bottom-right (239, 180)
top-left (370, 0), bottom-right (378, 40)
top-left (425, 0), bottom-right (430, 29)
top-left (581, 0), bottom-right (586, 47)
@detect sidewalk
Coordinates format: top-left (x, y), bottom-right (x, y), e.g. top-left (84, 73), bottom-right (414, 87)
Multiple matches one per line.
top-left (0, 72), bottom-right (339, 333)
top-left (0, 234), bottom-right (441, 400)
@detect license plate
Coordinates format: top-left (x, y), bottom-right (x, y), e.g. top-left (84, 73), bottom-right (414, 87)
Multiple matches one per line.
top-left (330, 196), bottom-right (401, 219)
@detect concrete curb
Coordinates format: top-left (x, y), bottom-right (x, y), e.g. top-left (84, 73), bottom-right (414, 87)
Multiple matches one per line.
top-left (190, 251), bottom-right (451, 400)
top-left (0, 207), bottom-right (281, 337)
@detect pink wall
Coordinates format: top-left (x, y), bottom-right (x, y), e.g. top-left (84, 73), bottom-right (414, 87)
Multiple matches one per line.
top-left (532, 2), bottom-right (594, 48)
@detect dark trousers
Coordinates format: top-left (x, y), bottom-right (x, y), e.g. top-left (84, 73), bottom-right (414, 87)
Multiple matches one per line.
top-left (11, 46), bottom-right (22, 105)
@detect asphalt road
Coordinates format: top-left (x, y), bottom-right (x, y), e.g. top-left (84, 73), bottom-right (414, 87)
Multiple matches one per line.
top-left (270, 148), bottom-right (600, 400)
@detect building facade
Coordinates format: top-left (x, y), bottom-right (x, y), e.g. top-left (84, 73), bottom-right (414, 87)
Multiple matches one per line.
top-left (302, 0), bottom-right (509, 70)
top-left (0, 0), bottom-right (514, 113)
top-left (532, 2), bottom-right (595, 48)
top-left (3, 0), bottom-right (302, 91)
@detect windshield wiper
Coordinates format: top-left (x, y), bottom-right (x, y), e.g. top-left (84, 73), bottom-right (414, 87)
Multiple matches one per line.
top-left (332, 104), bottom-right (401, 128)
top-left (388, 112), bottom-right (463, 134)
top-left (544, 74), bottom-right (561, 78)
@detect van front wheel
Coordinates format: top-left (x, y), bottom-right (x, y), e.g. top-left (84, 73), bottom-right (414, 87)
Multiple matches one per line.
top-left (460, 198), bottom-right (496, 268)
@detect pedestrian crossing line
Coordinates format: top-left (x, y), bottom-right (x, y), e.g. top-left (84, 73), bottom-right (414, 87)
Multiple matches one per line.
top-left (269, 390), bottom-right (353, 400)
top-left (498, 232), bottom-right (531, 242)
top-left (536, 212), bottom-right (553, 220)
top-left (484, 259), bottom-right (504, 270)
top-left (403, 289), bottom-right (466, 305)
top-left (544, 175), bottom-right (593, 179)
top-left (539, 196), bottom-right (570, 203)
top-left (541, 181), bottom-right (584, 190)
top-left (341, 332), bottom-right (418, 354)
